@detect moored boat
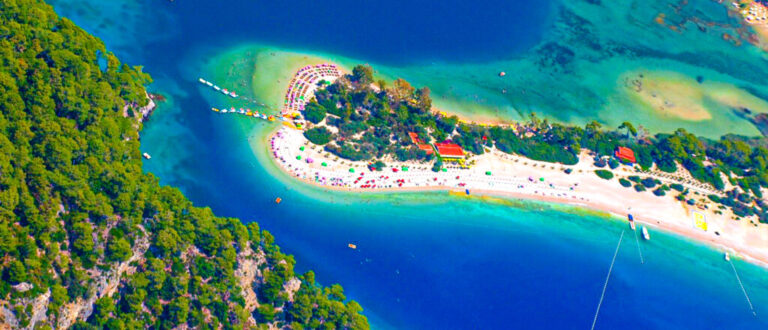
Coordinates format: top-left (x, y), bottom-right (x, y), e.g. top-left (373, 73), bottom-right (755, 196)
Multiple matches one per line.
top-left (725, 252), bottom-right (730, 261)
top-left (642, 226), bottom-right (650, 240)
top-left (211, 107), bottom-right (220, 112)
top-left (628, 214), bottom-right (635, 231)
top-left (348, 243), bottom-right (357, 249)
top-left (142, 152), bottom-right (151, 160)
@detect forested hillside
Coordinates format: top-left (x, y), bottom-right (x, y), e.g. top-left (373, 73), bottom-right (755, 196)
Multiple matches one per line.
top-left (0, 0), bottom-right (368, 328)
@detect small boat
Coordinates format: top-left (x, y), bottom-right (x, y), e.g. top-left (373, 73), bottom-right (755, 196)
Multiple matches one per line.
top-left (221, 109), bottom-right (228, 113)
top-left (642, 226), bottom-right (650, 240)
top-left (275, 197), bottom-right (282, 204)
top-left (213, 85), bottom-right (221, 91)
top-left (205, 81), bottom-right (213, 87)
top-left (211, 107), bottom-right (220, 112)
top-left (198, 78), bottom-right (206, 84)
top-left (142, 152), bottom-right (151, 160)
top-left (230, 91), bottom-right (237, 98)
top-left (725, 252), bottom-right (730, 261)
top-left (628, 214), bottom-right (635, 231)
top-left (348, 243), bottom-right (357, 249)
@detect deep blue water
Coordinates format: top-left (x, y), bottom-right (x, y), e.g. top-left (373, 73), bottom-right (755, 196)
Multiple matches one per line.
top-left (49, 0), bottom-right (768, 328)
top-left (52, 0), bottom-right (551, 65)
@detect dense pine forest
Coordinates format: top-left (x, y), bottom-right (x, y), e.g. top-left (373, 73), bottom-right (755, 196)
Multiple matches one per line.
top-left (0, 0), bottom-right (368, 328)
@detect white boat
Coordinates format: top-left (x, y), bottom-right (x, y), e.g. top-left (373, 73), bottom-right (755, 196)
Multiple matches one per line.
top-left (198, 78), bottom-right (206, 84)
top-left (213, 85), bottom-right (221, 91)
top-left (142, 152), bottom-right (151, 160)
top-left (642, 226), bottom-right (650, 240)
top-left (725, 252), bottom-right (730, 261)
top-left (205, 81), bottom-right (213, 87)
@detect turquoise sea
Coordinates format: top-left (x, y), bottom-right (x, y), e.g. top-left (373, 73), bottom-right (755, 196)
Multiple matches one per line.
top-left (49, 0), bottom-right (768, 328)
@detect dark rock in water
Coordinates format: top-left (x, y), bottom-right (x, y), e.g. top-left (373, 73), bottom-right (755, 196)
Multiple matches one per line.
top-left (731, 108), bottom-right (768, 137)
top-left (535, 42), bottom-right (576, 72)
top-left (747, 112), bottom-right (768, 137)
top-left (696, 75), bottom-right (704, 84)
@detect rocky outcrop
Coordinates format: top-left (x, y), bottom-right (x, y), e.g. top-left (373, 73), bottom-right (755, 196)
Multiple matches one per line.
top-left (57, 227), bottom-right (149, 329)
top-left (123, 93), bottom-right (157, 123)
top-left (283, 278), bottom-right (302, 303)
top-left (0, 227), bottom-right (150, 330)
top-left (234, 246), bottom-right (266, 327)
top-left (0, 290), bottom-right (50, 330)
top-left (11, 283), bottom-right (32, 293)
top-left (27, 291), bottom-right (51, 329)
top-left (0, 306), bottom-right (18, 329)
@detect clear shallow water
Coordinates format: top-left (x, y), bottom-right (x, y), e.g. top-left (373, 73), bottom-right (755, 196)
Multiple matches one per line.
top-left (51, 0), bottom-right (768, 137)
top-left (48, 0), bottom-right (768, 328)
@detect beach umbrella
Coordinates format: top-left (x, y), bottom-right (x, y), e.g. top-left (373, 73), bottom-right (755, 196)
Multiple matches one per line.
top-left (485, 171), bottom-right (492, 176)
top-left (321, 162), bottom-right (328, 167)
top-left (402, 166), bottom-right (409, 171)
top-left (349, 168), bottom-right (355, 173)
top-left (296, 156), bottom-right (302, 160)
top-left (441, 168), bottom-right (447, 172)
top-left (539, 177), bottom-right (545, 182)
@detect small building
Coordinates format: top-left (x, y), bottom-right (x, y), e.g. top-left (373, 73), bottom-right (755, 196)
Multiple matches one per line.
top-left (435, 142), bottom-right (465, 160)
top-left (615, 146), bottom-right (636, 163)
top-left (417, 144), bottom-right (434, 155)
top-left (409, 132), bottom-right (434, 155)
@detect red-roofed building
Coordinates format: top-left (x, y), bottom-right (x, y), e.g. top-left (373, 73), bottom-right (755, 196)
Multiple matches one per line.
top-left (615, 146), bottom-right (636, 163)
top-left (435, 142), bottom-right (465, 159)
top-left (417, 144), bottom-right (434, 155)
top-left (409, 132), bottom-right (434, 155)
top-left (408, 132), bottom-right (424, 144)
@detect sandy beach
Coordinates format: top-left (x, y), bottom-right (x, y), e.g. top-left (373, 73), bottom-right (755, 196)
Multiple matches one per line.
top-left (269, 127), bottom-right (768, 267)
